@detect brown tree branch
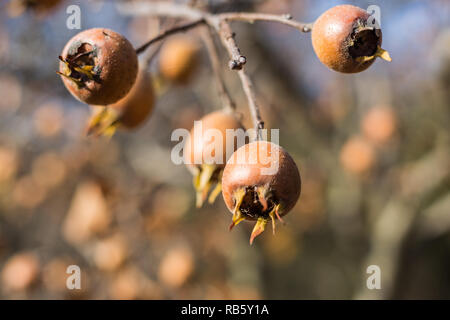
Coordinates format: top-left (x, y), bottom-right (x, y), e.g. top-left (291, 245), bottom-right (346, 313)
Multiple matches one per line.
top-left (118, 1), bottom-right (312, 138)
top-left (116, 2), bottom-right (205, 20)
top-left (237, 69), bottom-right (264, 139)
top-left (117, 2), bottom-right (313, 32)
top-left (215, 19), bottom-right (247, 70)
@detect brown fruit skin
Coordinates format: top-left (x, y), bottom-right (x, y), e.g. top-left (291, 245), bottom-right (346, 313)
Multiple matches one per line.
top-left (59, 28), bottom-right (138, 105)
top-left (184, 110), bottom-right (244, 170)
top-left (312, 5), bottom-right (382, 73)
top-left (222, 141), bottom-right (301, 220)
top-left (109, 70), bottom-right (155, 129)
top-left (159, 36), bottom-right (199, 84)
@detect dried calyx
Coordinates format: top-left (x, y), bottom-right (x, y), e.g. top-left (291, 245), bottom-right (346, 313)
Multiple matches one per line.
top-left (86, 106), bottom-right (119, 138)
top-left (191, 163), bottom-right (224, 208)
top-left (58, 28), bottom-right (138, 105)
top-left (349, 21), bottom-right (391, 64)
top-left (58, 43), bottom-right (100, 89)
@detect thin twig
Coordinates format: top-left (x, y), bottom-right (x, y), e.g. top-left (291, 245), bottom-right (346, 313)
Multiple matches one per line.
top-left (218, 12), bottom-right (313, 32)
top-left (200, 27), bottom-right (235, 112)
top-left (215, 20), bottom-right (247, 70)
top-left (116, 2), bottom-right (205, 20)
top-left (215, 20), bottom-right (263, 138)
top-left (135, 19), bottom-right (205, 55)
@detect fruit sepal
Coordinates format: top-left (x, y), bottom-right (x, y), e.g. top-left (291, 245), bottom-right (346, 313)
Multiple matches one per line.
top-left (86, 106), bottom-right (120, 137)
top-left (192, 164), bottom-right (223, 208)
top-left (228, 185), bottom-right (287, 244)
top-left (356, 46), bottom-right (392, 63)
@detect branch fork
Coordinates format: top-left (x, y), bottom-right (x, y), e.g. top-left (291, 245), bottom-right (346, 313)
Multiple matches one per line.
top-left (119, 1), bottom-right (312, 137)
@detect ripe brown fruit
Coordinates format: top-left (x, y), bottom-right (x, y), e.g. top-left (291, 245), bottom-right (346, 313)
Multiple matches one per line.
top-left (362, 105), bottom-right (397, 144)
top-left (184, 110), bottom-right (245, 207)
top-left (86, 69), bottom-right (155, 136)
top-left (311, 4), bottom-right (391, 73)
top-left (58, 28), bottom-right (138, 105)
top-left (222, 141), bottom-right (301, 244)
top-left (159, 36), bottom-right (199, 84)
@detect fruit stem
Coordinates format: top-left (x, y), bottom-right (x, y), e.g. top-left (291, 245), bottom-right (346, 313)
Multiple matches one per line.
top-left (237, 69), bottom-right (264, 140)
top-left (120, 1), bottom-right (313, 140)
top-left (213, 20), bottom-right (264, 140)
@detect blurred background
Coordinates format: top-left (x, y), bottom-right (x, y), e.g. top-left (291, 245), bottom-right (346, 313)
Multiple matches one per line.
top-left (0, 0), bottom-right (448, 299)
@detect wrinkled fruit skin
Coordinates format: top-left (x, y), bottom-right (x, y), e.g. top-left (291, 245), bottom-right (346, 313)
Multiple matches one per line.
top-left (184, 110), bottom-right (244, 207)
top-left (312, 5), bottom-right (386, 73)
top-left (159, 36), bottom-right (199, 84)
top-left (59, 28), bottom-right (138, 105)
top-left (222, 141), bottom-right (301, 244)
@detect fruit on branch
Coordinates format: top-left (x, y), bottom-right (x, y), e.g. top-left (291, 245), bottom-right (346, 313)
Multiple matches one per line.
top-left (159, 36), bottom-right (199, 84)
top-left (222, 141), bottom-right (301, 244)
top-left (362, 105), bottom-right (397, 145)
top-left (311, 4), bottom-right (391, 73)
top-left (86, 69), bottom-right (155, 137)
top-left (184, 110), bottom-right (245, 207)
top-left (340, 136), bottom-right (376, 174)
top-left (58, 28), bottom-right (138, 105)
top-left (7, 0), bottom-right (62, 17)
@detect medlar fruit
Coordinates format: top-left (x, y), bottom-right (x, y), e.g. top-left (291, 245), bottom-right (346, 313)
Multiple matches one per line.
top-left (222, 141), bottom-right (301, 244)
top-left (58, 28), bottom-right (138, 105)
top-left (311, 4), bottom-right (391, 73)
